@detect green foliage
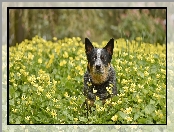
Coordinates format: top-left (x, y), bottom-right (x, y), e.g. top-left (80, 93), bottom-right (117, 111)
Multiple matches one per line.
top-left (9, 9), bottom-right (166, 46)
top-left (9, 36), bottom-right (166, 124)
top-left (114, 9), bottom-right (166, 44)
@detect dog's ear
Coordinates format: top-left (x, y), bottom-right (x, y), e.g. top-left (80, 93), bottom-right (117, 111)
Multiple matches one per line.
top-left (103, 38), bottom-right (114, 56)
top-left (85, 38), bottom-right (94, 54)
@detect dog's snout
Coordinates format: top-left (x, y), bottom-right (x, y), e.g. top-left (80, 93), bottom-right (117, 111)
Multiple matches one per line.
top-left (96, 64), bottom-right (101, 70)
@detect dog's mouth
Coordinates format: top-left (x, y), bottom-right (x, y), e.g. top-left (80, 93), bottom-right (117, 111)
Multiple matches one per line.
top-left (95, 69), bottom-right (104, 74)
top-left (90, 66), bottom-right (109, 84)
top-left (93, 65), bottom-right (105, 74)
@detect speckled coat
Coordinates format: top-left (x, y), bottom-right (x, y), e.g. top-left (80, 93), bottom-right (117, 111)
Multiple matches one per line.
top-left (83, 65), bottom-right (117, 101)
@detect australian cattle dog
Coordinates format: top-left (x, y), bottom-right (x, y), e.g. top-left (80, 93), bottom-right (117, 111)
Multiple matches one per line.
top-left (83, 38), bottom-right (117, 109)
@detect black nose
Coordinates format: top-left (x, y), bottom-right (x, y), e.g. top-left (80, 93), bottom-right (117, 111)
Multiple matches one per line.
top-left (96, 65), bottom-right (101, 70)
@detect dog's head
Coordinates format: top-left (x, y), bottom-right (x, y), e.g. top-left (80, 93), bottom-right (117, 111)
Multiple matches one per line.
top-left (85, 38), bottom-right (114, 84)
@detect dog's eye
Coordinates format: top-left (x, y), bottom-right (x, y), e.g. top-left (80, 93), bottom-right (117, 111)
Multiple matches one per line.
top-left (93, 55), bottom-right (97, 60)
top-left (101, 55), bottom-right (104, 60)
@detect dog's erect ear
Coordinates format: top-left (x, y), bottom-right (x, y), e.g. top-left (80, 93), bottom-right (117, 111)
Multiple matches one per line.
top-left (85, 38), bottom-right (94, 54)
top-left (103, 38), bottom-right (114, 56)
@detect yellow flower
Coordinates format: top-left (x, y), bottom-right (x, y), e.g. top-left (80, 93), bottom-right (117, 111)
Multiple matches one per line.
top-left (138, 98), bottom-right (142, 103)
top-left (133, 67), bottom-right (137, 71)
top-left (161, 69), bottom-right (166, 75)
top-left (46, 92), bottom-right (51, 99)
top-left (74, 118), bottom-right (78, 122)
top-left (38, 58), bottom-right (42, 64)
top-left (51, 110), bottom-right (57, 118)
top-left (53, 37), bottom-right (57, 41)
top-left (38, 86), bottom-right (44, 92)
top-left (130, 83), bottom-right (136, 89)
top-left (151, 59), bottom-right (155, 63)
top-left (116, 65), bottom-right (122, 71)
top-left (145, 66), bottom-right (149, 70)
top-left (22, 95), bottom-right (27, 100)
top-left (46, 107), bottom-right (50, 112)
top-left (64, 92), bottom-right (69, 98)
top-left (105, 98), bottom-right (111, 105)
top-left (12, 108), bottom-right (17, 113)
top-left (128, 62), bottom-right (133, 65)
top-left (121, 79), bottom-right (128, 84)
top-left (55, 45), bottom-right (61, 55)
top-left (17, 72), bottom-right (21, 77)
top-left (124, 107), bottom-right (132, 114)
top-left (106, 86), bottom-right (112, 94)
top-left (136, 37), bottom-right (142, 41)
top-left (67, 75), bottom-right (71, 80)
top-left (123, 52), bottom-right (128, 57)
top-left (138, 84), bottom-right (144, 89)
top-left (137, 54), bottom-right (142, 60)
top-left (73, 107), bottom-right (77, 111)
top-left (147, 77), bottom-right (151, 82)
top-left (75, 56), bottom-right (80, 61)
top-left (96, 96), bottom-right (100, 100)
top-left (125, 116), bottom-right (133, 122)
top-left (155, 110), bottom-right (163, 119)
top-left (117, 99), bottom-right (122, 104)
top-left (123, 86), bottom-right (129, 93)
top-left (79, 70), bottom-right (84, 76)
top-left (156, 74), bottom-right (160, 78)
top-left (75, 65), bottom-right (81, 71)
top-left (27, 52), bottom-right (34, 60)
top-left (118, 73), bottom-right (123, 76)
top-left (63, 51), bottom-right (69, 58)
top-left (53, 79), bottom-right (57, 86)
top-left (96, 106), bottom-right (105, 112)
top-left (87, 82), bottom-right (92, 87)
top-left (25, 116), bottom-right (30, 121)
top-left (111, 114), bottom-right (118, 122)
top-left (59, 60), bottom-right (67, 66)
top-left (129, 55), bottom-right (134, 59)
top-left (93, 88), bottom-right (97, 93)
top-left (111, 102), bottom-right (117, 106)
top-left (144, 71), bottom-right (149, 76)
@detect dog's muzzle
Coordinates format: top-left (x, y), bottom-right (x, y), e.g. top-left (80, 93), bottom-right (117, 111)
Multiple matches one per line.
top-left (94, 59), bottom-right (104, 74)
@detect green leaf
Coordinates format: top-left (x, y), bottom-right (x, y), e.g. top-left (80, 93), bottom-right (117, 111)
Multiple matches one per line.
top-left (118, 111), bottom-right (127, 119)
top-left (144, 104), bottom-right (155, 115)
top-left (107, 121), bottom-right (115, 124)
top-left (79, 116), bottom-right (88, 122)
top-left (138, 118), bottom-right (146, 123)
top-left (137, 71), bottom-right (144, 78)
top-left (151, 65), bottom-right (157, 73)
top-left (134, 113), bottom-right (140, 120)
top-left (52, 68), bottom-right (57, 74)
top-left (142, 89), bottom-right (148, 94)
top-left (112, 95), bottom-right (119, 102)
top-left (150, 99), bottom-right (155, 104)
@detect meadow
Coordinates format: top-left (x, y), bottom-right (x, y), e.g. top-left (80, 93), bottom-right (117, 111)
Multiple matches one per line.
top-left (9, 36), bottom-right (166, 124)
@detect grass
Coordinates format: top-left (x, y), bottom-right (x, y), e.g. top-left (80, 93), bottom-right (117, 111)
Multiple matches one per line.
top-left (9, 36), bottom-right (166, 124)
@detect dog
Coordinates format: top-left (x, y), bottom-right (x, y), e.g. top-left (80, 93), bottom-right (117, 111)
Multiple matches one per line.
top-left (83, 38), bottom-right (117, 108)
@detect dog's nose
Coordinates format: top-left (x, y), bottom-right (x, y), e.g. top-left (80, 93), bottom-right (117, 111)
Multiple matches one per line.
top-left (96, 64), bottom-right (101, 70)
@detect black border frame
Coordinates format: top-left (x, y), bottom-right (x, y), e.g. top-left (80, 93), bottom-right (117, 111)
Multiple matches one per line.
top-left (7, 6), bottom-right (167, 125)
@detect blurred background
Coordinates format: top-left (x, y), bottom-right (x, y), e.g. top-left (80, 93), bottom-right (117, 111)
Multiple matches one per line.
top-left (9, 9), bottom-right (166, 46)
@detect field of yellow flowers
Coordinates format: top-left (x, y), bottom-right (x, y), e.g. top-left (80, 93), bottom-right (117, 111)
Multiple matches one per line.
top-left (9, 36), bottom-right (166, 124)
